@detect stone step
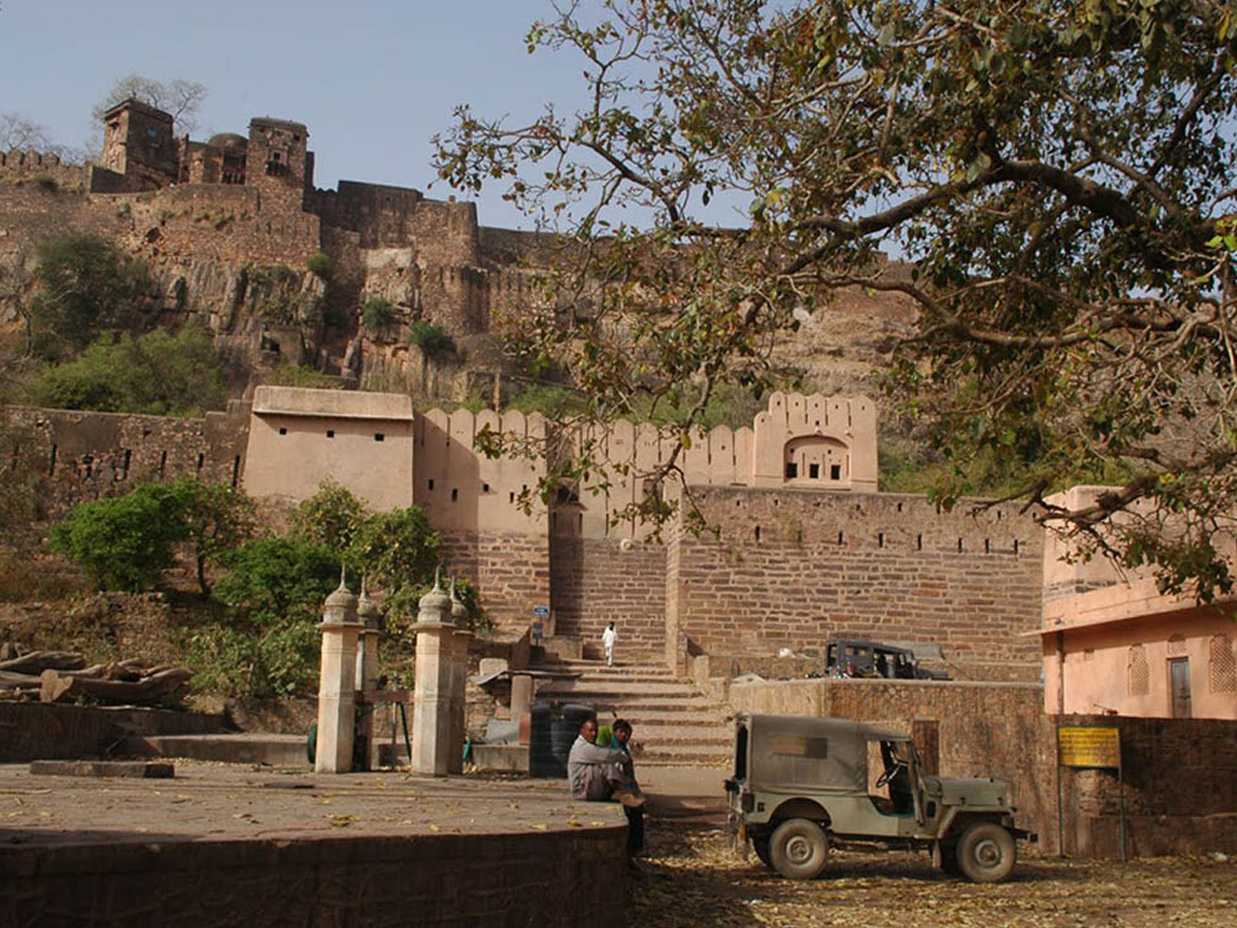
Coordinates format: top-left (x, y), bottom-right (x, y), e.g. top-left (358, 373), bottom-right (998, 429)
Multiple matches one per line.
top-left (120, 734), bottom-right (309, 767)
top-left (539, 678), bottom-right (702, 692)
top-left (606, 712), bottom-right (732, 727)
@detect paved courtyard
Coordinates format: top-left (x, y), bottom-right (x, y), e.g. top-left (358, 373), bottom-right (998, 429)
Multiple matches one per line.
top-left (633, 822), bottom-right (1237, 928)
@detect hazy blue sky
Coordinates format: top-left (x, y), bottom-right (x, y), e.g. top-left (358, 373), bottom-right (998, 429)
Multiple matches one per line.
top-left (2, 1), bottom-right (591, 229)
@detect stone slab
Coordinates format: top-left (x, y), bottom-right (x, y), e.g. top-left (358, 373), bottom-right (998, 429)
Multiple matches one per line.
top-left (28, 760), bottom-right (174, 779)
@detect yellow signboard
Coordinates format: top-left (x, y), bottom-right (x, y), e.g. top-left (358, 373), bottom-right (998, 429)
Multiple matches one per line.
top-left (1058, 726), bottom-right (1121, 768)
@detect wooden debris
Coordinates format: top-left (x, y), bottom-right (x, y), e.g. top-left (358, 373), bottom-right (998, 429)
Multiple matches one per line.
top-left (0, 651), bottom-right (86, 675)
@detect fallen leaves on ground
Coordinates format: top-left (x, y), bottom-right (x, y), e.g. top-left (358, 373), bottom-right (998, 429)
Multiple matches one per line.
top-left (631, 823), bottom-right (1236, 928)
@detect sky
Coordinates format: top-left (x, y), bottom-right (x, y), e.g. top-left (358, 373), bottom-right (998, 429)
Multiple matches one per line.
top-left (0, 0), bottom-right (592, 230)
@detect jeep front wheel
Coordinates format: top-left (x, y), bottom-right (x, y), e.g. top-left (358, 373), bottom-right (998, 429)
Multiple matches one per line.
top-left (769, 818), bottom-right (828, 880)
top-left (752, 836), bottom-right (772, 869)
top-left (957, 822), bottom-right (1016, 883)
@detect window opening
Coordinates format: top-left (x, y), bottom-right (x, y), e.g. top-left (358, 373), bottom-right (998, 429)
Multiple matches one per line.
top-left (830, 464), bottom-right (841, 480)
top-left (374, 433), bottom-right (385, 442)
top-left (809, 463), bottom-right (820, 479)
top-left (278, 427), bottom-right (287, 436)
top-left (326, 430), bottom-right (335, 439)
top-left (785, 461), bottom-right (798, 479)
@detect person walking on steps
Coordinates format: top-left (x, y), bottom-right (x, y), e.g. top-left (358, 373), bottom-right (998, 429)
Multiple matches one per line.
top-left (602, 622), bottom-right (618, 667)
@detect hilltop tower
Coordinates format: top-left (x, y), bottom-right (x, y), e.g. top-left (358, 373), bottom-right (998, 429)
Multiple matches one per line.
top-left (99, 100), bottom-right (178, 190)
top-left (245, 117), bottom-right (313, 209)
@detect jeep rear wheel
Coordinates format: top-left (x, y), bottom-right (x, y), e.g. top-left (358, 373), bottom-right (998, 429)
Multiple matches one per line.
top-left (957, 822), bottom-right (1016, 883)
top-left (769, 818), bottom-right (828, 880)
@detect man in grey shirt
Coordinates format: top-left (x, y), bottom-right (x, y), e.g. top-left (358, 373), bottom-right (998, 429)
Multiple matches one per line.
top-left (567, 717), bottom-right (645, 853)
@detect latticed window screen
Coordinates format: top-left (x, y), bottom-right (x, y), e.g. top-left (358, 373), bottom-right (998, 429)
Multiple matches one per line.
top-left (1166, 634), bottom-right (1187, 657)
top-left (1127, 644), bottom-right (1150, 696)
top-left (1210, 634), bottom-right (1236, 693)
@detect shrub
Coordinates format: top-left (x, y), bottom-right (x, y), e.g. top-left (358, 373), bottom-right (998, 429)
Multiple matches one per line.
top-left (408, 320), bottom-right (455, 359)
top-left (306, 251), bottom-right (332, 279)
top-left (28, 326), bottom-right (227, 416)
top-left (362, 297), bottom-right (397, 334)
top-left (50, 483), bottom-right (190, 591)
top-left (200, 536), bottom-right (341, 697)
top-left (34, 176), bottom-right (59, 193)
top-left (265, 364), bottom-right (344, 390)
top-left (506, 383), bottom-right (585, 418)
top-left (291, 480), bottom-right (371, 554)
top-left (48, 478), bottom-right (256, 593)
top-left (28, 234), bottom-right (150, 358)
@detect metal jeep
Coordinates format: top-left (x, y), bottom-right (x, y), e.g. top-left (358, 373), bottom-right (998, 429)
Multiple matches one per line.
top-left (725, 714), bottom-right (1032, 882)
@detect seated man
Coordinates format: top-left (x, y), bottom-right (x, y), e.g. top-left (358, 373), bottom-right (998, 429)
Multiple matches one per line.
top-left (567, 717), bottom-right (645, 854)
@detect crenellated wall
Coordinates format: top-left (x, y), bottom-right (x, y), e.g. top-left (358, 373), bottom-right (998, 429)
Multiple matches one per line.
top-left (0, 150), bottom-right (86, 191)
top-left (665, 485), bottom-right (1044, 679)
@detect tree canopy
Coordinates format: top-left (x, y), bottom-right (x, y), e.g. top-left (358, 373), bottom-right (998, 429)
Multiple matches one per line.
top-left (435, 0), bottom-right (1237, 599)
top-left (92, 75), bottom-right (208, 135)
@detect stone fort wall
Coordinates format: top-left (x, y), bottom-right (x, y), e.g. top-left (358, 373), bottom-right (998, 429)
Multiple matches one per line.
top-left (664, 485), bottom-right (1044, 679)
top-left (1, 391), bottom-right (1046, 674)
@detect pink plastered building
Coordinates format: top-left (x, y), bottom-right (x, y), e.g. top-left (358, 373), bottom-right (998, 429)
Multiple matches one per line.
top-left (1038, 487), bottom-right (1237, 720)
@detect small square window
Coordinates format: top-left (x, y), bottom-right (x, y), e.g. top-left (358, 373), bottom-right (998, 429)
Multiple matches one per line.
top-left (326, 430), bottom-right (335, 439)
top-left (785, 462), bottom-right (798, 479)
top-left (278, 427), bottom-right (287, 436)
top-left (482, 483), bottom-right (490, 493)
top-left (374, 433), bottom-right (385, 442)
top-left (451, 488), bottom-right (459, 502)
top-left (830, 464), bottom-right (841, 480)
top-left (428, 479), bottom-right (434, 490)
top-left (809, 463), bottom-right (820, 479)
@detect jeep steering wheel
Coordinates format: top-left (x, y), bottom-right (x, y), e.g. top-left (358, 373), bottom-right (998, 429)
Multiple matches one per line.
top-left (876, 760), bottom-right (906, 789)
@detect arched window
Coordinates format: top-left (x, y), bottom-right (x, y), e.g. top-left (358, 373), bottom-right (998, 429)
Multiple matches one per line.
top-left (784, 435), bottom-right (849, 484)
top-left (1127, 644), bottom-right (1149, 696)
top-left (1209, 634), bottom-right (1236, 693)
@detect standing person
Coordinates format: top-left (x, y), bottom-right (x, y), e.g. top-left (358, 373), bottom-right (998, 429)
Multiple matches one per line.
top-left (601, 622), bottom-right (618, 667)
top-left (567, 717), bottom-right (645, 855)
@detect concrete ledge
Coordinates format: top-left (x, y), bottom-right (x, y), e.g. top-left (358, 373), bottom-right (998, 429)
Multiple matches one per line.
top-left (119, 733), bottom-right (308, 766)
top-left (29, 760), bottom-right (174, 779)
top-left (471, 743), bottom-right (529, 773)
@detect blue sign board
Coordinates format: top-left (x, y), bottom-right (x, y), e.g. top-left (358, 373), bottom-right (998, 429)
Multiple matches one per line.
top-left (532, 605), bottom-right (550, 618)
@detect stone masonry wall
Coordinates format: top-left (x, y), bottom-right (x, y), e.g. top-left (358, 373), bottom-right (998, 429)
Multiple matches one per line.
top-left (1061, 714), bottom-right (1237, 857)
top-left (550, 537), bottom-right (667, 657)
top-left (439, 530), bottom-right (550, 637)
top-left (0, 828), bottom-right (626, 928)
top-left (2, 405), bottom-right (249, 519)
top-left (668, 486), bottom-right (1044, 680)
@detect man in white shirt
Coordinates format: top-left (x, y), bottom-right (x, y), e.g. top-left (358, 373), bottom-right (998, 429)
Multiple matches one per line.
top-left (601, 622), bottom-right (617, 667)
top-left (567, 717), bottom-right (645, 854)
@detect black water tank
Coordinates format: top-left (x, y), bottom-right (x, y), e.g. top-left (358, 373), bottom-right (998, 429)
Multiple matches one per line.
top-left (529, 701), bottom-right (557, 777)
top-left (530, 702), bottom-right (596, 778)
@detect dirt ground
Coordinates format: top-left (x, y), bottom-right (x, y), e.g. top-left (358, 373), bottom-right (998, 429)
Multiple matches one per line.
top-left (632, 821), bottom-right (1237, 928)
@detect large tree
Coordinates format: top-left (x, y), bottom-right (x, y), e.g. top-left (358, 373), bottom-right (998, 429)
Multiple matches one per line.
top-left (435, 0), bottom-right (1237, 599)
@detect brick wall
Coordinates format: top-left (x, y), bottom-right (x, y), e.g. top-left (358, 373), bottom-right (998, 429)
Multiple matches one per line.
top-left (0, 703), bottom-right (226, 763)
top-left (440, 530), bottom-right (550, 636)
top-left (669, 486), bottom-right (1044, 680)
top-left (551, 537), bottom-right (667, 656)
top-left (1061, 714), bottom-right (1237, 857)
top-left (0, 151), bottom-right (86, 192)
top-left (0, 828), bottom-right (626, 928)
top-left (2, 405), bottom-right (249, 519)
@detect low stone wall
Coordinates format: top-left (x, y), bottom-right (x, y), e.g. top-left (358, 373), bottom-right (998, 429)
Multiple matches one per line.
top-left (1061, 714), bottom-right (1237, 857)
top-left (0, 829), bottom-right (625, 928)
top-left (0, 702), bottom-right (227, 763)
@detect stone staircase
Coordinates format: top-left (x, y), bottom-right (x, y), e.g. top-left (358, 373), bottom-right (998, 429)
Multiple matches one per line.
top-left (531, 655), bottom-right (733, 766)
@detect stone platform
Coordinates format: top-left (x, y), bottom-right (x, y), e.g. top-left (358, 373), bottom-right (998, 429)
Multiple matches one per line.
top-left (0, 761), bottom-right (627, 928)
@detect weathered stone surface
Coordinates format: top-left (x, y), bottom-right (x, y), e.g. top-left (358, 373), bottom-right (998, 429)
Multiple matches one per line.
top-left (29, 759), bottom-right (173, 778)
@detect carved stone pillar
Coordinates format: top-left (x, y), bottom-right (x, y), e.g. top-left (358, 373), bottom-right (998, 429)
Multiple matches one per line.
top-left (355, 580), bottom-right (383, 772)
top-left (411, 573), bottom-right (454, 776)
top-left (315, 571), bottom-right (360, 774)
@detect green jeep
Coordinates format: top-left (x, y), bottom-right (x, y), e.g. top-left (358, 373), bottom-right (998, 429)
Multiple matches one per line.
top-left (725, 714), bottom-right (1033, 882)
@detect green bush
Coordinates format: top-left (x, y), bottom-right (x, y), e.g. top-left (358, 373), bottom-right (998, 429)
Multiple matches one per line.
top-left (50, 483), bottom-right (190, 591)
top-left (290, 480), bottom-right (371, 554)
top-left (28, 326), bottom-right (227, 416)
top-left (306, 251), bottom-right (332, 279)
top-left (198, 536), bottom-right (341, 697)
top-left (265, 364), bottom-right (343, 390)
top-left (49, 478), bottom-right (256, 593)
top-left (28, 234), bottom-right (150, 358)
top-left (362, 297), bottom-right (397, 334)
top-left (505, 383), bottom-right (586, 418)
top-left (408, 320), bottom-right (455, 359)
